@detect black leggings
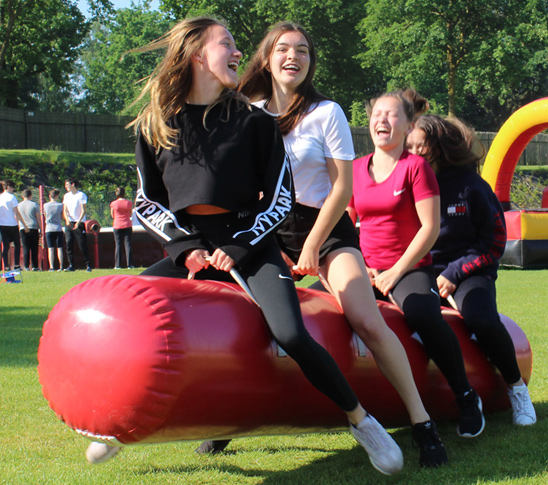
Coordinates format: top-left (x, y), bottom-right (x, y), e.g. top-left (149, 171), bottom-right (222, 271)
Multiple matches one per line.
top-left (451, 275), bottom-right (521, 384)
top-left (375, 267), bottom-right (472, 397)
top-left (142, 223), bottom-right (358, 413)
top-left (113, 227), bottom-right (133, 268)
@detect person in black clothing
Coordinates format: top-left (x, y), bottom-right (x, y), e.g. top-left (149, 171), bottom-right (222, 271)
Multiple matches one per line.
top-left (85, 17), bottom-right (403, 475)
top-left (63, 178), bottom-right (91, 272)
top-left (406, 114), bottom-right (536, 427)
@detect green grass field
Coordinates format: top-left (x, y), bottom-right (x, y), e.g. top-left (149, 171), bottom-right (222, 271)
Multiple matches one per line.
top-left (1, 268), bottom-right (547, 484)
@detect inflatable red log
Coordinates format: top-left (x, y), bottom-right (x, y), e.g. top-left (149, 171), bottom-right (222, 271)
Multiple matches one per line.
top-left (37, 275), bottom-right (531, 446)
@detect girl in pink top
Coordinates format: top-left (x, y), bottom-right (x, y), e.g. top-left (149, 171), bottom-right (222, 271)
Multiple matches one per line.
top-left (349, 89), bottom-right (484, 439)
top-left (110, 187), bottom-right (134, 268)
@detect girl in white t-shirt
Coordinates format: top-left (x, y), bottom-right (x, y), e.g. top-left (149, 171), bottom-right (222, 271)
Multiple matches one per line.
top-left (199, 22), bottom-right (447, 469)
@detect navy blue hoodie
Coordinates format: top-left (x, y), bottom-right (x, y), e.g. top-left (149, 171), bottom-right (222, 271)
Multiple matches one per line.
top-left (431, 166), bottom-right (506, 284)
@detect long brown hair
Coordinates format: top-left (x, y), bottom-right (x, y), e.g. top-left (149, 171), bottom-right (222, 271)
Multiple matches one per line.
top-left (415, 115), bottom-right (484, 173)
top-left (238, 22), bottom-right (328, 135)
top-left (127, 17), bottom-right (244, 150)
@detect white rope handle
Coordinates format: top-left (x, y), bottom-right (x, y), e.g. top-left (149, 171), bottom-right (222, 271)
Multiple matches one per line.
top-left (187, 256), bottom-right (260, 307)
top-left (446, 294), bottom-right (459, 311)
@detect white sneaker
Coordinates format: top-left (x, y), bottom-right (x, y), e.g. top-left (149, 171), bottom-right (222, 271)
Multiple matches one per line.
top-left (350, 414), bottom-right (404, 475)
top-left (508, 383), bottom-right (537, 426)
top-left (86, 442), bottom-right (122, 464)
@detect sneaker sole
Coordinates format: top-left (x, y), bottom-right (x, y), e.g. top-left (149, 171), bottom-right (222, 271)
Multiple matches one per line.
top-left (514, 417), bottom-right (537, 426)
top-left (86, 445), bottom-right (121, 464)
top-left (457, 396), bottom-right (485, 438)
top-left (368, 456), bottom-right (403, 476)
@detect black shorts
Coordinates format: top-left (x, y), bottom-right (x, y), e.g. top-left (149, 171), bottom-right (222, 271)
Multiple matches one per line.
top-left (46, 231), bottom-right (64, 248)
top-left (276, 203), bottom-right (360, 265)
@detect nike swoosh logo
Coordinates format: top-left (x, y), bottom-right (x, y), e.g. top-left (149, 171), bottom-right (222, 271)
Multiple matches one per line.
top-left (393, 188), bottom-right (406, 196)
top-left (278, 274), bottom-right (293, 281)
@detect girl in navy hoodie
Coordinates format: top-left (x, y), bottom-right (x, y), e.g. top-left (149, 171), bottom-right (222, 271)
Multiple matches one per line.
top-left (406, 114), bottom-right (536, 427)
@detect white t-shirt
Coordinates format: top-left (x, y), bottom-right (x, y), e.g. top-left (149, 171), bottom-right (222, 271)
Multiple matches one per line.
top-left (255, 99), bottom-right (355, 208)
top-left (0, 191), bottom-right (19, 226)
top-left (63, 190), bottom-right (87, 223)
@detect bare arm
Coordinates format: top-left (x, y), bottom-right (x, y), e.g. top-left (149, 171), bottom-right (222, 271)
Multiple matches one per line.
top-left (374, 195), bottom-right (440, 295)
top-left (294, 157), bottom-right (352, 276)
top-left (14, 207), bottom-right (29, 232)
top-left (77, 203), bottom-right (87, 226)
top-left (63, 204), bottom-right (70, 227)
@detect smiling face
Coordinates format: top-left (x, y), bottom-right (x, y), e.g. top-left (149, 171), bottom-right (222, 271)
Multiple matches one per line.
top-left (406, 127), bottom-right (427, 156)
top-left (199, 24), bottom-right (242, 91)
top-left (268, 31), bottom-right (311, 94)
top-left (369, 96), bottom-right (414, 152)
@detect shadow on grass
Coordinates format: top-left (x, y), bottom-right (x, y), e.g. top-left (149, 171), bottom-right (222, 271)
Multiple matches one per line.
top-left (126, 402), bottom-right (548, 485)
top-left (137, 447), bottom-right (390, 485)
top-left (129, 404), bottom-right (548, 485)
top-left (0, 304), bottom-right (50, 367)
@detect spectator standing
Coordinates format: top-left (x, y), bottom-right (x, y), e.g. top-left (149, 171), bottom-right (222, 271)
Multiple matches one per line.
top-left (18, 188), bottom-right (41, 271)
top-left (0, 183), bottom-right (2, 251)
top-left (43, 189), bottom-right (65, 271)
top-left (110, 187), bottom-right (134, 269)
top-left (0, 180), bottom-right (28, 270)
top-left (63, 178), bottom-right (91, 272)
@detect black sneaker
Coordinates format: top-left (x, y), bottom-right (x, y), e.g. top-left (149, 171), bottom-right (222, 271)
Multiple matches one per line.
top-left (456, 389), bottom-right (485, 437)
top-left (412, 420), bottom-right (448, 468)
top-left (64, 266), bottom-right (75, 272)
top-left (86, 266), bottom-right (92, 272)
top-left (194, 439), bottom-right (232, 455)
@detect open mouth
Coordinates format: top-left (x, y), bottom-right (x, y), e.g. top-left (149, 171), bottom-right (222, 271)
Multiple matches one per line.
top-left (376, 127), bottom-right (390, 136)
top-left (228, 61), bottom-right (239, 73)
top-left (283, 63), bottom-right (300, 72)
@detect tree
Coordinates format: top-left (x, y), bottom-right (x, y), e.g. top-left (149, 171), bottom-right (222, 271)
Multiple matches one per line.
top-left (461, 0), bottom-right (548, 129)
top-left (160, 0), bottom-right (379, 116)
top-left (0, 0), bottom-right (88, 108)
top-left (77, 4), bottom-right (172, 114)
top-left (358, 0), bottom-right (548, 127)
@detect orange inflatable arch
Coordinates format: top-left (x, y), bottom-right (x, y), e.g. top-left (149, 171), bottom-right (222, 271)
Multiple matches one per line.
top-left (481, 97), bottom-right (548, 210)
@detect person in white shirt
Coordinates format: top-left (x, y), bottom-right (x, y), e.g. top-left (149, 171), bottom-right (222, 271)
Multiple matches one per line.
top-left (0, 180), bottom-right (28, 270)
top-left (63, 178), bottom-right (91, 272)
top-left (198, 21), bottom-right (446, 470)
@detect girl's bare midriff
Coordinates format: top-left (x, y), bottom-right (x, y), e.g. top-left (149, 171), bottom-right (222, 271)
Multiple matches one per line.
top-left (185, 204), bottom-right (230, 215)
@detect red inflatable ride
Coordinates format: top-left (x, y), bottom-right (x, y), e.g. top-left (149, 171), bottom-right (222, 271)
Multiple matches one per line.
top-left (38, 275), bottom-right (532, 447)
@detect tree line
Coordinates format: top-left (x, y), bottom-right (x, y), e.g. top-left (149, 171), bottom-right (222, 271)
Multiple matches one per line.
top-left (1, 0), bottom-right (547, 131)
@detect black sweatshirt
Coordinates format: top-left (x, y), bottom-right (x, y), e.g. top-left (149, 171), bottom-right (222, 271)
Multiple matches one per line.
top-left (135, 100), bottom-right (294, 268)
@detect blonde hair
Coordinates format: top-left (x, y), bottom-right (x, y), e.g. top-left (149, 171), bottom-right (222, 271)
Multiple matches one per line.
top-left (128, 17), bottom-right (240, 150)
